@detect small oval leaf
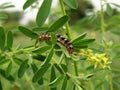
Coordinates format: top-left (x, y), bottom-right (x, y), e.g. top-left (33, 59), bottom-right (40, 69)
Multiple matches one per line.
top-left (23, 0), bottom-right (37, 10)
top-left (63, 0), bottom-right (78, 9)
top-left (32, 63), bottom-right (51, 82)
top-left (18, 60), bottom-right (29, 78)
top-left (49, 75), bottom-right (65, 88)
top-left (7, 31), bottom-right (13, 49)
top-left (48, 15), bottom-right (68, 32)
top-left (18, 26), bottom-right (38, 39)
top-left (6, 61), bottom-right (12, 77)
top-left (0, 27), bottom-right (5, 50)
top-left (36, 0), bottom-right (52, 26)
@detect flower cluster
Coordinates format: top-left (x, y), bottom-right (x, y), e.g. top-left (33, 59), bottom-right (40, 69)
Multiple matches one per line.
top-left (79, 49), bottom-right (111, 69)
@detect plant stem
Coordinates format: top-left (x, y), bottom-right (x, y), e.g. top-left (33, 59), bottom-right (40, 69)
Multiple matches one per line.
top-left (59, 0), bottom-right (71, 40)
top-left (100, 0), bottom-right (105, 39)
top-left (110, 72), bottom-right (113, 90)
top-left (59, 0), bottom-right (78, 77)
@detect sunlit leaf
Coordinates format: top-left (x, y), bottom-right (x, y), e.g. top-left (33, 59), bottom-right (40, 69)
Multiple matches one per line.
top-left (32, 63), bottom-right (51, 82)
top-left (7, 31), bottom-right (13, 49)
top-left (63, 0), bottom-right (78, 9)
top-left (36, 0), bottom-right (52, 26)
top-left (18, 60), bottom-right (29, 78)
top-left (23, 0), bottom-right (37, 10)
top-left (49, 75), bottom-right (65, 88)
top-left (6, 61), bottom-right (12, 77)
top-left (0, 27), bottom-right (5, 50)
top-left (0, 59), bottom-right (9, 66)
top-left (18, 26), bottom-right (38, 39)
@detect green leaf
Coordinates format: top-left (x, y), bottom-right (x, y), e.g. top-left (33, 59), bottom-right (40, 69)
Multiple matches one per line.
top-left (106, 3), bottom-right (113, 16)
top-left (13, 57), bottom-right (23, 65)
top-left (38, 77), bottom-right (44, 85)
top-left (51, 33), bottom-right (57, 45)
top-left (7, 31), bottom-right (13, 49)
top-left (23, 0), bottom-right (37, 10)
top-left (36, 0), bottom-right (52, 26)
top-left (0, 14), bottom-right (8, 19)
top-left (72, 39), bottom-right (95, 45)
top-left (32, 46), bottom-right (51, 54)
top-left (6, 62), bottom-right (12, 77)
top-left (18, 26), bottom-right (38, 39)
top-left (61, 76), bottom-right (67, 90)
top-left (0, 27), bottom-right (5, 50)
top-left (41, 48), bottom-right (54, 66)
top-left (0, 2), bottom-right (14, 9)
top-left (0, 81), bottom-right (2, 90)
top-left (61, 64), bottom-right (67, 73)
top-left (110, 3), bottom-right (120, 8)
top-left (18, 60), bottom-right (29, 78)
top-left (0, 69), bottom-right (15, 82)
top-left (31, 63), bottom-right (38, 73)
top-left (0, 59), bottom-right (9, 65)
top-left (54, 64), bottom-right (64, 74)
top-left (49, 75), bottom-right (65, 88)
top-left (63, 0), bottom-right (78, 9)
top-left (71, 33), bottom-right (87, 44)
top-left (32, 54), bottom-right (46, 61)
top-left (50, 66), bottom-right (57, 90)
top-left (32, 63), bottom-right (51, 82)
top-left (48, 15), bottom-right (68, 32)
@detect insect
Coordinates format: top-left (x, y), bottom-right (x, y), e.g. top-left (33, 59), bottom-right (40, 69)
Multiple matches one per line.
top-left (38, 33), bottom-right (74, 54)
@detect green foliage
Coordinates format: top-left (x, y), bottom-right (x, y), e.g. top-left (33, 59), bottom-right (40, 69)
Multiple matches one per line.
top-left (0, 0), bottom-right (120, 90)
top-left (63, 0), bottom-right (78, 9)
top-left (48, 15), bottom-right (69, 32)
top-left (36, 0), bottom-right (52, 26)
top-left (18, 60), bottom-right (29, 78)
top-left (7, 31), bottom-right (13, 49)
top-left (0, 27), bottom-right (5, 50)
top-left (23, 0), bottom-right (37, 10)
top-left (18, 26), bottom-right (38, 39)
top-left (32, 63), bottom-right (51, 82)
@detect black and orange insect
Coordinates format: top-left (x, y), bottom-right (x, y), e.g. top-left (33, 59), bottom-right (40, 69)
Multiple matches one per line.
top-left (38, 33), bottom-right (74, 54)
